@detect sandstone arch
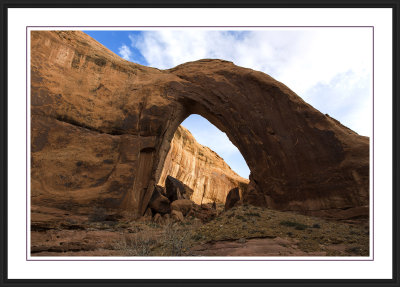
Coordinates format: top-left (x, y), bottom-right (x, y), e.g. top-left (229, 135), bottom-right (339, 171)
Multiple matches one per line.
top-left (31, 31), bottom-right (369, 218)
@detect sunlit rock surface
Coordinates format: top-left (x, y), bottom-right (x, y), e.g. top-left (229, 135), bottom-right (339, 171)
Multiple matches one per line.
top-left (158, 126), bottom-right (249, 205)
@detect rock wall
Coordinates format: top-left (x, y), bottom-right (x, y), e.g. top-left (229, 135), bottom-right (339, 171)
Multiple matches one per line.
top-left (158, 125), bottom-right (249, 204)
top-left (31, 31), bottom-right (369, 217)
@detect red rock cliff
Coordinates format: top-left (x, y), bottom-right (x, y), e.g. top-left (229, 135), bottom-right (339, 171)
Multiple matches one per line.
top-left (158, 125), bottom-right (249, 204)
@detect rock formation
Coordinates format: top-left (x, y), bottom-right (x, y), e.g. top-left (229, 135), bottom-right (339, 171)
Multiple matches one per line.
top-left (225, 187), bottom-right (241, 211)
top-left (159, 125), bottom-right (249, 205)
top-left (148, 186), bottom-right (170, 215)
top-left (31, 31), bottom-right (369, 218)
top-left (164, 175), bottom-right (186, 202)
top-left (171, 199), bottom-right (193, 216)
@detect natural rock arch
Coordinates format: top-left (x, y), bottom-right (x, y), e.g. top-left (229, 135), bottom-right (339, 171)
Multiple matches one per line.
top-left (120, 59), bottom-right (369, 216)
top-left (30, 31), bottom-right (369, 218)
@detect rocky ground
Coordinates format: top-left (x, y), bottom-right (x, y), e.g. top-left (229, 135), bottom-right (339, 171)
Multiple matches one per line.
top-left (31, 203), bottom-right (369, 257)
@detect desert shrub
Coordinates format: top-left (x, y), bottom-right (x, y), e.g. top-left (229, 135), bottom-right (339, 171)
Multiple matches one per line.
top-left (280, 220), bottom-right (308, 230)
top-left (236, 215), bottom-right (247, 222)
top-left (298, 240), bottom-right (320, 252)
top-left (162, 222), bottom-right (189, 256)
top-left (280, 220), bottom-right (297, 227)
top-left (147, 222), bottom-right (162, 229)
top-left (113, 232), bottom-right (158, 256)
top-left (191, 233), bottom-right (203, 241)
top-left (294, 225), bottom-right (307, 230)
top-left (245, 212), bottom-right (261, 217)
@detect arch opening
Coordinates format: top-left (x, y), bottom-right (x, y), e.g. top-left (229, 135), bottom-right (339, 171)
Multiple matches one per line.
top-left (181, 114), bottom-right (250, 179)
top-left (156, 114), bottom-right (250, 206)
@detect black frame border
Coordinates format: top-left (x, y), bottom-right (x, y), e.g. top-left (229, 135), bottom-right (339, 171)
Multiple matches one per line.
top-left (1, 1), bottom-right (399, 286)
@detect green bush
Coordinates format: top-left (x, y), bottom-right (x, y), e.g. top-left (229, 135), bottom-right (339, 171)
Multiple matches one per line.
top-left (236, 215), bottom-right (247, 222)
top-left (245, 212), bottom-right (261, 217)
top-left (280, 220), bottom-right (308, 230)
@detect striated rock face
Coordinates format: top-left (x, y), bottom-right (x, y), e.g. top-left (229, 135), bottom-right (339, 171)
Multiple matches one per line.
top-left (31, 31), bottom-right (369, 218)
top-left (158, 126), bottom-right (249, 205)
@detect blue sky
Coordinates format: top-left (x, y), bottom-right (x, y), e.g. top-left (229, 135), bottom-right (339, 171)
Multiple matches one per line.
top-left (180, 115), bottom-right (250, 179)
top-left (83, 29), bottom-right (372, 179)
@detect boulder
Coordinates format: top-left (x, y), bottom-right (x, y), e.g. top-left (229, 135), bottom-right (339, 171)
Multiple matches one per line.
top-left (148, 186), bottom-right (171, 214)
top-left (157, 185), bottom-right (167, 197)
top-left (189, 203), bottom-right (217, 223)
top-left (171, 199), bottom-right (193, 216)
top-left (225, 187), bottom-right (241, 211)
top-left (171, 210), bottom-right (184, 222)
top-left (165, 176), bottom-right (185, 202)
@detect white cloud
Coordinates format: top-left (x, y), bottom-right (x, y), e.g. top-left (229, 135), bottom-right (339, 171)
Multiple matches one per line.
top-left (129, 28), bottom-right (372, 136)
top-left (304, 70), bottom-right (372, 136)
top-left (118, 44), bottom-right (132, 61)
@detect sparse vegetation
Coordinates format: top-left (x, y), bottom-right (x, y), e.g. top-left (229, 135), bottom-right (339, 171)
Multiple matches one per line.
top-left (161, 222), bottom-right (190, 256)
top-left (280, 220), bottom-right (308, 230)
top-left (345, 246), bottom-right (365, 255)
top-left (112, 232), bottom-right (158, 256)
top-left (31, 204), bottom-right (369, 257)
top-left (312, 223), bottom-right (321, 229)
top-left (186, 205), bottom-right (369, 256)
top-left (236, 215), bottom-right (247, 221)
top-left (245, 212), bottom-right (261, 217)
